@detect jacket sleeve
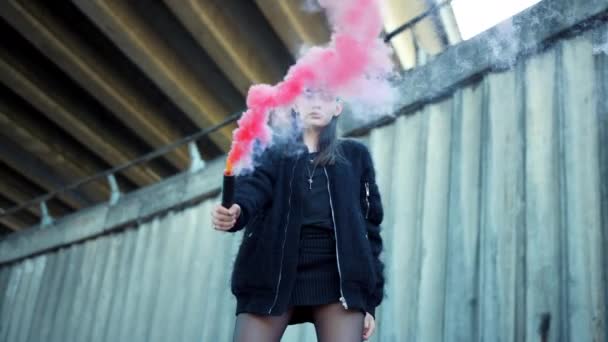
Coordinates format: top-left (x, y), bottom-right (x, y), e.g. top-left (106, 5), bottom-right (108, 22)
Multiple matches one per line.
top-left (360, 145), bottom-right (385, 319)
top-left (227, 149), bottom-right (276, 233)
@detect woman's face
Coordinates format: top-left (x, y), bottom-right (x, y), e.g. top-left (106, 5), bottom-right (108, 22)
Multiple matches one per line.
top-left (294, 88), bottom-right (342, 129)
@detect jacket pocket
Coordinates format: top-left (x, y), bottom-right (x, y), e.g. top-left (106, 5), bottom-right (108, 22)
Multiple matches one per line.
top-left (231, 212), bottom-right (274, 294)
top-left (231, 231), bottom-right (259, 294)
top-left (348, 235), bottom-right (377, 293)
top-left (362, 223), bottom-right (377, 291)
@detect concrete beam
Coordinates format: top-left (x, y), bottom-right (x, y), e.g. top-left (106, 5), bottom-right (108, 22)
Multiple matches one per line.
top-left (407, 0), bottom-right (446, 55)
top-left (380, 0), bottom-right (417, 69)
top-left (164, 0), bottom-right (286, 95)
top-left (437, 4), bottom-right (462, 45)
top-left (381, 0), bottom-right (448, 69)
top-left (0, 214), bottom-right (32, 232)
top-left (0, 96), bottom-right (115, 204)
top-left (0, 49), bottom-right (168, 188)
top-left (0, 197), bottom-right (38, 231)
top-left (0, 135), bottom-right (93, 209)
top-left (255, 0), bottom-right (330, 57)
top-left (0, 224), bottom-right (13, 234)
top-left (0, 0), bottom-right (193, 170)
top-left (0, 167), bottom-right (71, 220)
top-left (0, 218), bottom-right (21, 231)
top-left (73, 0), bottom-right (236, 152)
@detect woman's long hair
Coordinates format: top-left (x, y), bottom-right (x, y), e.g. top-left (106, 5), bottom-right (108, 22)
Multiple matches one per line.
top-left (314, 115), bottom-right (346, 166)
top-left (283, 108), bottom-right (345, 166)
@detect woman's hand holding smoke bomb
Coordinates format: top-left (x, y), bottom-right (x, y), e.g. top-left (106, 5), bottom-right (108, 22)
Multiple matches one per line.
top-left (212, 204), bottom-right (241, 231)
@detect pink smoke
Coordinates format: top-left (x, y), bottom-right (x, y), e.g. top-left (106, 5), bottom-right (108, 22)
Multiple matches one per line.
top-left (226, 0), bottom-right (396, 174)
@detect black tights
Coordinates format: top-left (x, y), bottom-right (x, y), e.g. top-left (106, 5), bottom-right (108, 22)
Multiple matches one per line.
top-left (232, 302), bottom-right (365, 342)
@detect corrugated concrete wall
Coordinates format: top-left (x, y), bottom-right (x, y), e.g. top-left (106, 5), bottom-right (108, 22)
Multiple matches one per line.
top-left (369, 31), bottom-right (607, 342)
top-left (1, 1), bottom-right (607, 341)
top-left (0, 199), bottom-right (239, 341)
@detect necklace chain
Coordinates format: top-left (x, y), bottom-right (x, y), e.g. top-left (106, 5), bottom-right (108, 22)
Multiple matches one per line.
top-left (305, 157), bottom-right (317, 190)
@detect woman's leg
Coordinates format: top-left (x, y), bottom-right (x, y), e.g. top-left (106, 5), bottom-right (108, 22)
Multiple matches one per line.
top-left (232, 307), bottom-right (294, 342)
top-left (312, 302), bottom-right (365, 342)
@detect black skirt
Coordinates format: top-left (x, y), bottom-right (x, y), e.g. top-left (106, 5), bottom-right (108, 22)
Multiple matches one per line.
top-left (287, 225), bottom-right (343, 324)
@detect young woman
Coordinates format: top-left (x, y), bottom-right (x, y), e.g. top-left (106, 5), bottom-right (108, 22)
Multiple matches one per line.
top-left (212, 88), bottom-right (385, 342)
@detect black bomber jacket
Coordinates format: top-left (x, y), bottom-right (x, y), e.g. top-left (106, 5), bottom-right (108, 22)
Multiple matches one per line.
top-left (228, 139), bottom-right (385, 318)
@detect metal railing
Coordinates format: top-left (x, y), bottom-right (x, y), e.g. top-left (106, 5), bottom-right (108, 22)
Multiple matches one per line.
top-left (0, 112), bottom-right (241, 225)
top-left (383, 0), bottom-right (453, 43)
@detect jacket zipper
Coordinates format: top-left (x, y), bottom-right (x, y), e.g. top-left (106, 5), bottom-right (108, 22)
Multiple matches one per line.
top-left (364, 182), bottom-right (370, 219)
top-left (267, 158), bottom-right (299, 314)
top-left (324, 167), bottom-right (348, 310)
